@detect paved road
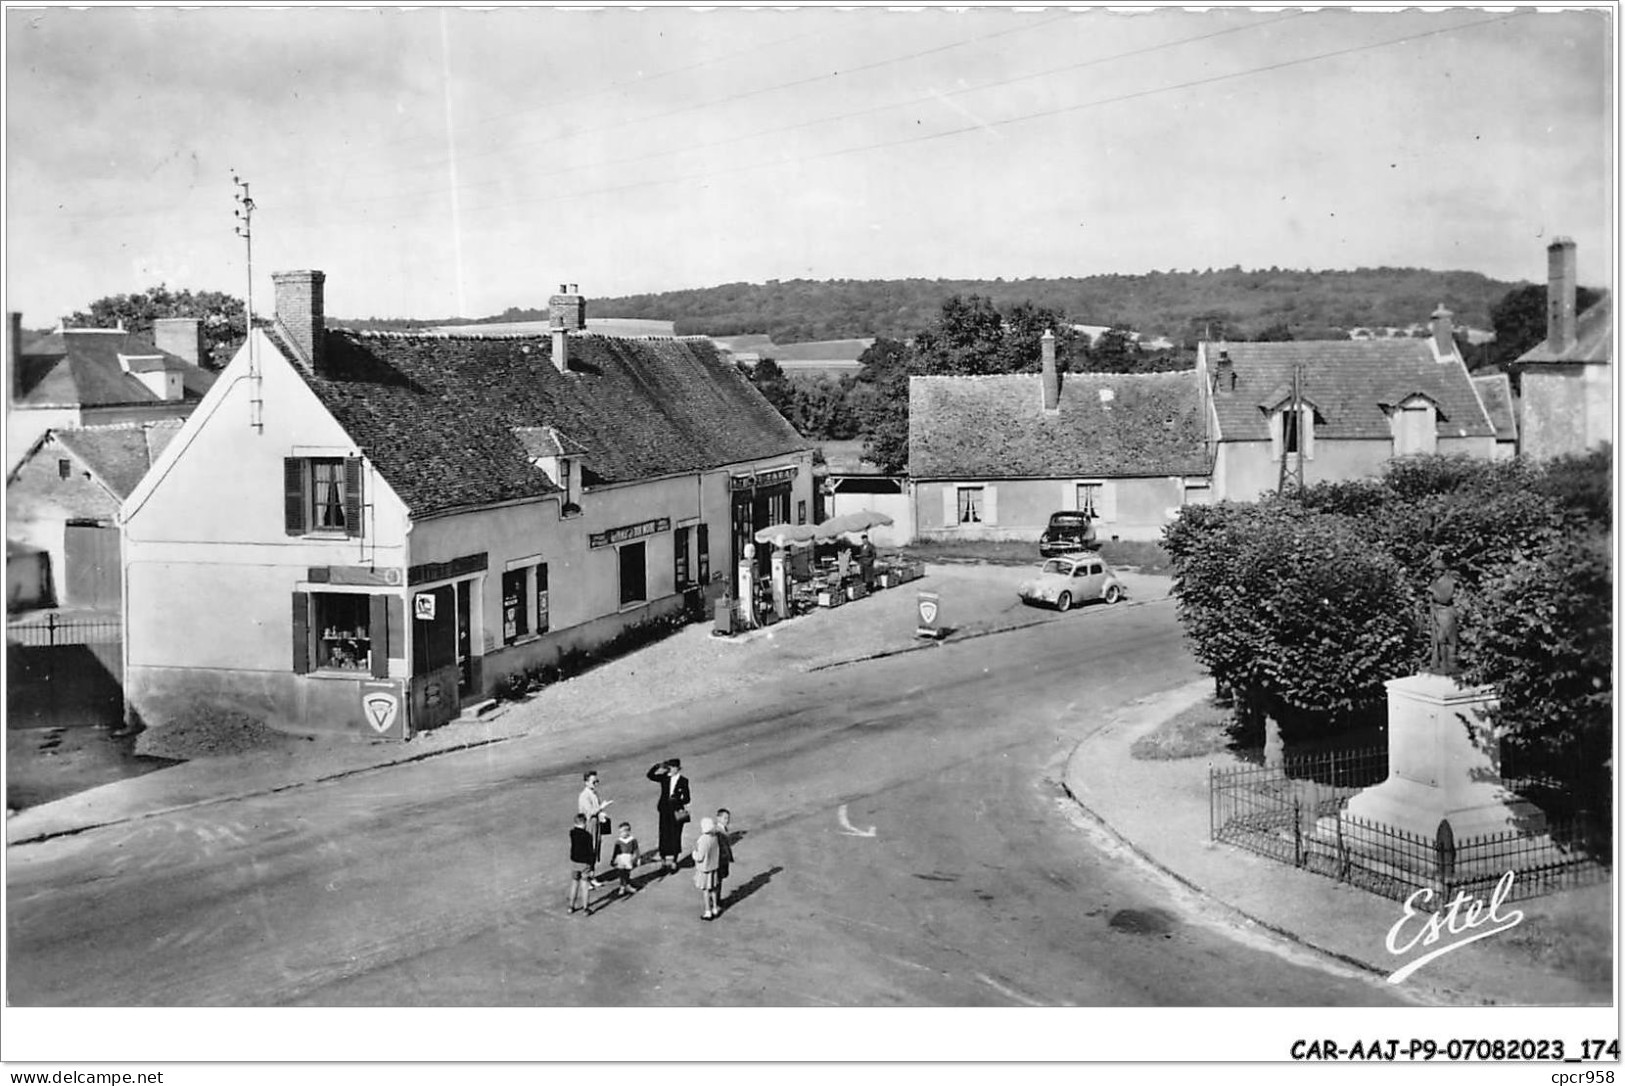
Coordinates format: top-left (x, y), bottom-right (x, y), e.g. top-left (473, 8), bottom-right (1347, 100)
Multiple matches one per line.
top-left (6, 598), bottom-right (1407, 1007)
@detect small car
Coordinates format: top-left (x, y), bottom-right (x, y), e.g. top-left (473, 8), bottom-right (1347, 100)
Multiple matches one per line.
top-left (1039, 510), bottom-right (1099, 557)
top-left (1017, 555), bottom-right (1125, 611)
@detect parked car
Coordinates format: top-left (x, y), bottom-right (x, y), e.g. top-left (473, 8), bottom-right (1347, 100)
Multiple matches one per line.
top-left (1017, 555), bottom-right (1124, 611)
top-left (1038, 510), bottom-right (1099, 557)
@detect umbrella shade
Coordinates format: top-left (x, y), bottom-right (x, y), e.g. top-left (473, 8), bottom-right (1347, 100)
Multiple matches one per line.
top-left (754, 522), bottom-right (819, 547)
top-left (817, 510), bottom-right (895, 538)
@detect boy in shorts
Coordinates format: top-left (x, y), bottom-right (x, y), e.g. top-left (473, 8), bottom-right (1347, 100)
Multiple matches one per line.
top-left (610, 821), bottom-right (640, 896)
top-left (568, 813), bottom-right (596, 915)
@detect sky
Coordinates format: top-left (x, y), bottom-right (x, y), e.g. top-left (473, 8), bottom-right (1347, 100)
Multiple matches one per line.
top-left (4, 3), bottom-right (1616, 324)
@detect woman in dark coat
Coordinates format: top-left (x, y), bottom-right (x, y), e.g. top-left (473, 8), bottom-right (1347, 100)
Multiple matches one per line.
top-left (647, 758), bottom-right (691, 871)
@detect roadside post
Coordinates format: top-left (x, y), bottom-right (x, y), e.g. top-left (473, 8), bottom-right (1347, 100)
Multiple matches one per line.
top-left (915, 590), bottom-right (946, 640)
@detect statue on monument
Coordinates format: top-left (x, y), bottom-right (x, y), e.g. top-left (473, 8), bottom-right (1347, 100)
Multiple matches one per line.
top-left (1427, 557), bottom-right (1460, 677)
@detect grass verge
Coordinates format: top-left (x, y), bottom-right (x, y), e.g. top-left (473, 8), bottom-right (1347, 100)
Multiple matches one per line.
top-left (1131, 696), bottom-right (1238, 760)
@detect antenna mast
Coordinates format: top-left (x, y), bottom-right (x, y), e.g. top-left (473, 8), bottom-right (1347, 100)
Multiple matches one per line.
top-left (233, 172), bottom-right (263, 432)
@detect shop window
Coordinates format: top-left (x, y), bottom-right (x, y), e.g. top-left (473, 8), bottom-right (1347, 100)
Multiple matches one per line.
top-left (313, 593), bottom-right (372, 672)
top-left (502, 568), bottom-right (529, 644)
top-left (697, 524), bottom-right (710, 584)
top-left (285, 456), bottom-right (363, 537)
top-left (619, 541), bottom-right (647, 606)
top-left (535, 563), bottom-right (549, 634)
top-left (674, 526), bottom-right (691, 588)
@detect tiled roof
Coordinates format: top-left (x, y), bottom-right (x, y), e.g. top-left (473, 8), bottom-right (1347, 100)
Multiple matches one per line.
top-left (16, 329), bottom-right (215, 408)
top-left (297, 330), bottom-right (811, 518)
top-left (429, 318), bottom-right (677, 338)
top-left (52, 420), bottom-right (184, 499)
top-left (1469, 374), bottom-right (1518, 442)
top-left (1513, 295), bottom-right (1613, 364)
top-left (1205, 340), bottom-right (1496, 442)
top-left (909, 371), bottom-right (1211, 479)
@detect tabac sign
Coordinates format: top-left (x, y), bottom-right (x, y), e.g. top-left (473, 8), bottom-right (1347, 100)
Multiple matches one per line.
top-left (589, 517), bottom-right (671, 549)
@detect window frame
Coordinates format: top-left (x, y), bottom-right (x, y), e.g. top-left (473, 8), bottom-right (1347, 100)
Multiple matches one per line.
top-left (956, 485), bottom-right (984, 525)
top-left (618, 541), bottom-right (648, 608)
top-left (285, 456), bottom-right (363, 538)
top-left (307, 591), bottom-right (374, 675)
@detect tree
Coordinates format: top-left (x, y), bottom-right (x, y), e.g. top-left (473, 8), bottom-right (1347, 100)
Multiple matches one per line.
top-left (853, 338), bottom-right (913, 473)
top-left (747, 357), bottom-right (795, 419)
top-left (1084, 327), bottom-right (1140, 371)
top-left (70, 285), bottom-right (246, 371)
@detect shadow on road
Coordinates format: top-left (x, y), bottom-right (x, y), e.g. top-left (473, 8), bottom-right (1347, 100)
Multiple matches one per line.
top-left (723, 864), bottom-right (784, 911)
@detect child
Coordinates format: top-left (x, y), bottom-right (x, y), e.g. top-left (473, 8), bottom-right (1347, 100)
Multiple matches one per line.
top-left (568, 813), bottom-right (596, 915)
top-left (610, 821), bottom-right (640, 897)
top-left (692, 817), bottom-right (720, 920)
top-left (714, 808), bottom-right (735, 911)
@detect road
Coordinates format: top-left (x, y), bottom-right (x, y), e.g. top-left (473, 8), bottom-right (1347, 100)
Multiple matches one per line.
top-left (6, 597), bottom-right (1408, 1007)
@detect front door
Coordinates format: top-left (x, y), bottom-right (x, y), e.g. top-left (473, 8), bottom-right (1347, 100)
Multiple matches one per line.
top-left (456, 579), bottom-right (476, 696)
top-left (410, 584), bottom-right (461, 730)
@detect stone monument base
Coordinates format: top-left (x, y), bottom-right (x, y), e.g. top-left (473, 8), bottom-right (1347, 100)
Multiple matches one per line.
top-left (1341, 672), bottom-right (1546, 842)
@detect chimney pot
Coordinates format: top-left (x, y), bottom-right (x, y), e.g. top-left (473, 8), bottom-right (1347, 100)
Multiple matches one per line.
top-left (1040, 329), bottom-right (1059, 410)
top-left (272, 269), bottom-right (326, 370)
top-left (1214, 350), bottom-right (1235, 396)
top-left (1546, 238), bottom-right (1578, 353)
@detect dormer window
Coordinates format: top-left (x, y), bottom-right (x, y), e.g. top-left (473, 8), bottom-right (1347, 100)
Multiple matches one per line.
top-left (1391, 396), bottom-right (1439, 456)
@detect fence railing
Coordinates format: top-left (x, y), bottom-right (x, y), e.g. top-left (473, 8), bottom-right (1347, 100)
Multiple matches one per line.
top-left (1211, 747), bottom-right (1610, 904)
top-left (7, 614), bottom-right (122, 646)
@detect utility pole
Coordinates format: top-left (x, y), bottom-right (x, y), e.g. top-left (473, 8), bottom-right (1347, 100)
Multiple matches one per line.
top-left (1278, 363), bottom-right (1305, 494)
top-left (233, 172), bottom-right (263, 433)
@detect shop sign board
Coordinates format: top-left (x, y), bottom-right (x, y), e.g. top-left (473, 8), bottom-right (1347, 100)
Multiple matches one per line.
top-left (414, 593), bottom-right (437, 621)
top-left (916, 590), bottom-right (946, 639)
top-left (308, 565), bottom-right (403, 587)
top-left (589, 516), bottom-right (671, 549)
top-left (731, 465), bottom-right (798, 492)
top-left (360, 680), bottom-right (408, 740)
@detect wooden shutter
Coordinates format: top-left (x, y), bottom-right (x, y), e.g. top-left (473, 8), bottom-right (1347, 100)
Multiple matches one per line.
top-left (292, 591), bottom-right (311, 674)
top-left (284, 458), bottom-right (306, 536)
top-left (369, 594), bottom-right (389, 677)
top-left (942, 487), bottom-right (957, 527)
top-left (344, 457), bottom-right (364, 538)
top-left (387, 596), bottom-right (405, 666)
top-left (1099, 482), bottom-right (1118, 523)
top-left (983, 486), bottom-right (998, 526)
top-left (696, 525), bottom-right (709, 583)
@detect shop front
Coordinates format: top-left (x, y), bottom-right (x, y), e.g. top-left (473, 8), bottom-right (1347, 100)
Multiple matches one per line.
top-left (730, 465), bottom-right (797, 576)
top-left (406, 552), bottom-right (486, 731)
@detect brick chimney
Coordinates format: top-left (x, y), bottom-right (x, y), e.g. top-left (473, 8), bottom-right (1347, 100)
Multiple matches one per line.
top-left (1546, 238), bottom-right (1577, 354)
top-left (548, 283), bottom-right (586, 374)
top-left (1430, 304), bottom-right (1455, 361)
top-left (273, 270), bottom-right (326, 370)
top-left (9, 311), bottom-right (23, 405)
top-left (153, 317), bottom-right (204, 367)
top-left (1213, 350), bottom-right (1235, 396)
top-left (1040, 329), bottom-right (1058, 410)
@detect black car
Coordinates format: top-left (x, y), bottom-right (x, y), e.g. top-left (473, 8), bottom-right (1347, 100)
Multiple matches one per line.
top-left (1039, 511), bottom-right (1099, 557)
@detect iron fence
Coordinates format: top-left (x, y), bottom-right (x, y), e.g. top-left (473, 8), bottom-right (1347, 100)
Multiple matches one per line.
top-left (6, 613), bottom-right (121, 647)
top-left (1211, 748), bottom-right (1610, 904)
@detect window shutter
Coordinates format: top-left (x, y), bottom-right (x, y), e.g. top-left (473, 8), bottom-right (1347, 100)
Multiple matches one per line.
top-left (284, 458), bottom-right (306, 536)
top-left (942, 487), bottom-right (957, 527)
top-left (292, 592), bottom-right (310, 674)
top-left (983, 485), bottom-right (998, 526)
top-left (1065, 482), bottom-right (1076, 510)
top-left (387, 596), bottom-right (405, 664)
top-left (344, 457), bottom-right (364, 538)
top-left (369, 594), bottom-right (389, 677)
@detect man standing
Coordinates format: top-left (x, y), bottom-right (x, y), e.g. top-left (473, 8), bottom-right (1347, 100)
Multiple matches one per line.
top-left (578, 770), bottom-right (613, 887)
top-left (857, 533), bottom-right (877, 590)
top-left (647, 758), bottom-right (691, 872)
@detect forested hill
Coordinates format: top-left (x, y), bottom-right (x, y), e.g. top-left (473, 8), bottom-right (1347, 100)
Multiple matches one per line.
top-left (570, 267), bottom-right (1524, 345)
